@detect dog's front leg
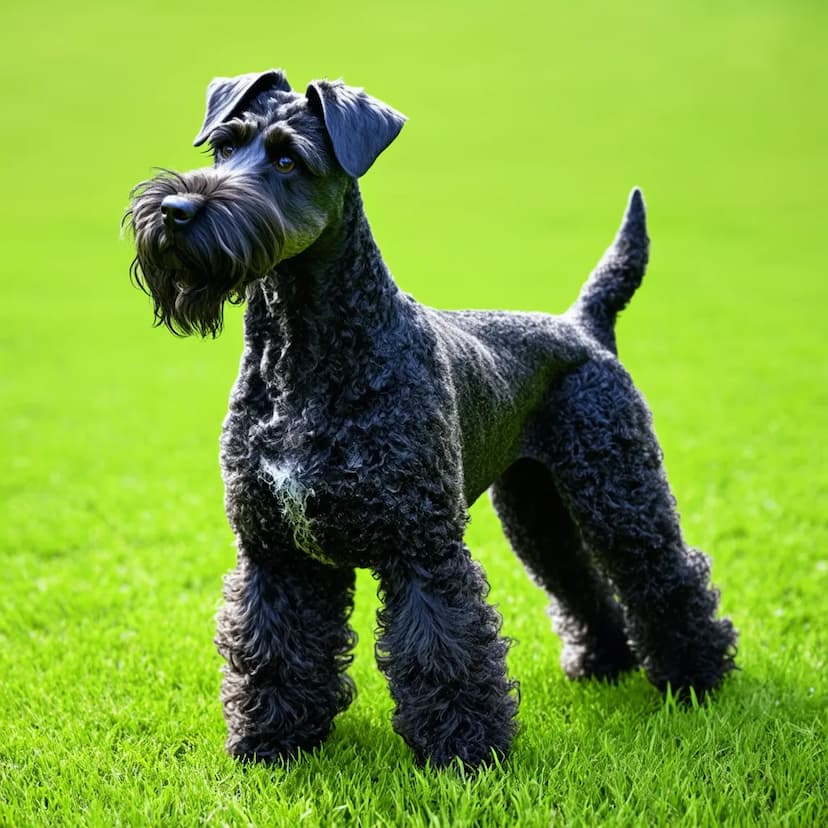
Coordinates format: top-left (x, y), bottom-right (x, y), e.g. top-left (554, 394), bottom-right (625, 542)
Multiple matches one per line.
top-left (375, 542), bottom-right (518, 768)
top-left (215, 548), bottom-right (356, 762)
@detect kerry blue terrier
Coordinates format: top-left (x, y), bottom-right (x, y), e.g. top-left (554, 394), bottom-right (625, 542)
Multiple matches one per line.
top-left (126, 68), bottom-right (737, 768)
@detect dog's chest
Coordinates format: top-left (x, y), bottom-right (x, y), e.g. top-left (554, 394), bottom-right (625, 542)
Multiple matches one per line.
top-left (221, 398), bottom-right (455, 567)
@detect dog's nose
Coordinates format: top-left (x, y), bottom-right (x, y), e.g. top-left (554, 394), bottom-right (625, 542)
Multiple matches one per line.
top-left (161, 195), bottom-right (199, 228)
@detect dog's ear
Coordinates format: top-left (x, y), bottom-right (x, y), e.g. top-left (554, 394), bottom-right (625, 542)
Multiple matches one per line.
top-left (193, 69), bottom-right (292, 147)
top-left (306, 80), bottom-right (406, 178)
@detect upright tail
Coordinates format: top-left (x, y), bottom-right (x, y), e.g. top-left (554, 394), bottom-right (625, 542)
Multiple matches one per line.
top-left (571, 188), bottom-right (649, 354)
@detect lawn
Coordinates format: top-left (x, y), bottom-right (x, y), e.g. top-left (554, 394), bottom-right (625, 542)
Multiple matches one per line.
top-left (1, 0), bottom-right (826, 825)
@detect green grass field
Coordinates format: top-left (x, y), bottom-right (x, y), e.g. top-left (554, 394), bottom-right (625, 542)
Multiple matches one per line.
top-left (1, 0), bottom-right (826, 824)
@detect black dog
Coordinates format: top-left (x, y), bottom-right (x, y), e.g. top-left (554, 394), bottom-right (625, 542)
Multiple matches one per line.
top-left (127, 69), bottom-right (736, 768)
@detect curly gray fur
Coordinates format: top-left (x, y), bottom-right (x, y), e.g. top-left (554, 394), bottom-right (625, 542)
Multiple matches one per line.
top-left (126, 69), bottom-right (737, 768)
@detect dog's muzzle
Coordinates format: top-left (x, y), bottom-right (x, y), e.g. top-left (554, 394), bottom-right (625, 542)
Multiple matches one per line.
top-left (126, 170), bottom-right (285, 337)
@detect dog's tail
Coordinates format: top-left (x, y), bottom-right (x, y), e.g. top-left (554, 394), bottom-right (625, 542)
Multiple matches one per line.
top-left (570, 188), bottom-right (649, 354)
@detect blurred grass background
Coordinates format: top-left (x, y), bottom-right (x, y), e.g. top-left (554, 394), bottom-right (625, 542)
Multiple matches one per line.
top-left (1, 0), bottom-right (826, 824)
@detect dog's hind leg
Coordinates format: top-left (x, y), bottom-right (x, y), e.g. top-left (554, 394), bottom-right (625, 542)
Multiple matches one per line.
top-left (534, 358), bottom-right (737, 700)
top-left (492, 458), bottom-right (637, 681)
top-left (215, 549), bottom-right (356, 761)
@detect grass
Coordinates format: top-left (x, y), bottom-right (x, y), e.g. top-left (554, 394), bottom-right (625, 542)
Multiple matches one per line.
top-left (1, 0), bottom-right (826, 824)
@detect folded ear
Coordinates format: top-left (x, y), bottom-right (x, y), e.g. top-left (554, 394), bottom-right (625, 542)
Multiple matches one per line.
top-left (306, 80), bottom-right (406, 178)
top-left (193, 69), bottom-right (292, 146)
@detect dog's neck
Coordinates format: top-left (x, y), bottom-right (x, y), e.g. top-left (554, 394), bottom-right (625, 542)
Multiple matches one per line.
top-left (243, 181), bottom-right (405, 395)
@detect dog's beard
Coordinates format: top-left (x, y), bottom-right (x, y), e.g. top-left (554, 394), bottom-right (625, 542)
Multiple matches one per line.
top-left (126, 170), bottom-right (285, 337)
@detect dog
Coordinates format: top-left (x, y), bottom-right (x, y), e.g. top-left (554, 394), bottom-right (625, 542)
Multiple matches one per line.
top-left (126, 68), bottom-right (737, 768)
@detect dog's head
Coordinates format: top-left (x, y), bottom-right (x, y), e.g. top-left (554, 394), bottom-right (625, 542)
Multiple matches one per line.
top-left (125, 69), bottom-right (405, 336)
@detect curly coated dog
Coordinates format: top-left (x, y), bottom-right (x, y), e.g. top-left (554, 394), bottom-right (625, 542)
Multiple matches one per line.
top-left (127, 68), bottom-right (737, 768)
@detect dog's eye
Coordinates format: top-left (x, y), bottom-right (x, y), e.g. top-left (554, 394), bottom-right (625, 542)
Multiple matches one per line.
top-left (218, 145), bottom-right (235, 160)
top-left (274, 155), bottom-right (296, 174)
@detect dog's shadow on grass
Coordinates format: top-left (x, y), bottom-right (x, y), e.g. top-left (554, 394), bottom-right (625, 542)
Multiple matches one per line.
top-left (227, 708), bottom-right (410, 778)
top-left (225, 666), bottom-right (823, 787)
top-left (512, 664), bottom-right (824, 772)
